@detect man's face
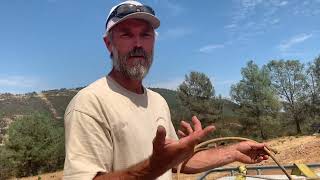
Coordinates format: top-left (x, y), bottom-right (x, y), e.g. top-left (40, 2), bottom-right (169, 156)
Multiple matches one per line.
top-left (106, 19), bottom-right (155, 80)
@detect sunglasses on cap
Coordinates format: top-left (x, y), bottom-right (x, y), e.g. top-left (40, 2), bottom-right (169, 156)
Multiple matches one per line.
top-left (106, 4), bottom-right (156, 27)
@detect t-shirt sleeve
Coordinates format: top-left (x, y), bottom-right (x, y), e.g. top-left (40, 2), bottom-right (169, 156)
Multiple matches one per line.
top-left (64, 109), bottom-right (113, 180)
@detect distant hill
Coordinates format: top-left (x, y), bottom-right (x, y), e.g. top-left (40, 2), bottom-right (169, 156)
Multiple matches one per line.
top-left (0, 87), bottom-right (239, 143)
top-left (149, 88), bottom-right (179, 109)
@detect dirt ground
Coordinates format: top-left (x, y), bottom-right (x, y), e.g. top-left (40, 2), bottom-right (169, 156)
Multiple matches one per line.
top-left (17, 135), bottom-right (320, 180)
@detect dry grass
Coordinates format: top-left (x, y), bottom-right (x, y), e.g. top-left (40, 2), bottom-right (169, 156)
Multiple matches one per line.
top-left (12, 171), bottom-right (63, 180)
top-left (16, 135), bottom-right (320, 180)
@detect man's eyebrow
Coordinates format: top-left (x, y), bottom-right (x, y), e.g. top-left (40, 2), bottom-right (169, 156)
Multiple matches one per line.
top-left (144, 29), bottom-right (153, 33)
top-left (117, 27), bottom-right (131, 33)
top-left (142, 27), bottom-right (154, 33)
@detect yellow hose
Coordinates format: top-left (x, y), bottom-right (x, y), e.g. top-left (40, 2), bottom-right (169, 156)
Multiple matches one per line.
top-left (176, 137), bottom-right (293, 180)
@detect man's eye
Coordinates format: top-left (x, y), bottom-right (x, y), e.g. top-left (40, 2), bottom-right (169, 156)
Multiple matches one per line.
top-left (120, 33), bottom-right (131, 38)
top-left (142, 33), bottom-right (152, 37)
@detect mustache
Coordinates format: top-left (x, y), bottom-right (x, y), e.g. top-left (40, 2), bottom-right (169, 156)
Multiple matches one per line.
top-left (128, 47), bottom-right (147, 58)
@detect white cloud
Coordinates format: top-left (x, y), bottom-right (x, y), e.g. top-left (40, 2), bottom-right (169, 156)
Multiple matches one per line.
top-left (225, 0), bottom-right (318, 44)
top-left (153, 0), bottom-right (184, 16)
top-left (199, 44), bottom-right (224, 53)
top-left (270, 18), bottom-right (280, 24)
top-left (225, 0), bottom-right (282, 43)
top-left (224, 24), bottom-right (238, 29)
top-left (293, 0), bottom-right (320, 16)
top-left (276, 1), bottom-right (288, 6)
top-left (232, 0), bottom-right (263, 23)
top-left (0, 76), bottom-right (38, 88)
top-left (278, 33), bottom-right (313, 51)
top-left (159, 27), bottom-right (193, 40)
top-left (165, 1), bottom-right (184, 16)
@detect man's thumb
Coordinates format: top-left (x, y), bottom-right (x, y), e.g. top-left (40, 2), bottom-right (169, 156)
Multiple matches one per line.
top-left (153, 126), bottom-right (166, 149)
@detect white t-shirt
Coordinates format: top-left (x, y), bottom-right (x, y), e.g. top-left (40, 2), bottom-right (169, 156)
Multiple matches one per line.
top-left (64, 76), bottom-right (178, 180)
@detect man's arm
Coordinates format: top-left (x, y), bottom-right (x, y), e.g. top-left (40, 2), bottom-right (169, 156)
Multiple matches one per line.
top-left (172, 145), bottom-right (235, 174)
top-left (93, 158), bottom-right (154, 180)
top-left (173, 141), bottom-right (268, 174)
top-left (174, 119), bottom-right (268, 174)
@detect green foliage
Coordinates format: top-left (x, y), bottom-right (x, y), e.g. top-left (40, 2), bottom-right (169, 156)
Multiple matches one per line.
top-left (306, 56), bottom-right (320, 119)
top-left (177, 71), bottom-right (223, 138)
top-left (231, 61), bottom-right (280, 139)
top-left (0, 146), bottom-right (14, 179)
top-left (0, 112), bottom-right (5, 143)
top-left (2, 113), bottom-right (64, 177)
top-left (178, 71), bottom-right (214, 99)
top-left (267, 60), bottom-right (309, 134)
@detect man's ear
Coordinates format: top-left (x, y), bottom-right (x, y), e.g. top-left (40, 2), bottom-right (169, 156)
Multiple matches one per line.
top-left (103, 36), bottom-right (113, 53)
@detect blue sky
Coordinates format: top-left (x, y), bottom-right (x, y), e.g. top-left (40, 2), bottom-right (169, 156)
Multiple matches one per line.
top-left (1, 0), bottom-right (320, 97)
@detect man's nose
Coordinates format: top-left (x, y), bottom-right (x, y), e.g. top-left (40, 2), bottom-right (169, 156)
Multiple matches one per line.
top-left (133, 36), bottom-right (142, 47)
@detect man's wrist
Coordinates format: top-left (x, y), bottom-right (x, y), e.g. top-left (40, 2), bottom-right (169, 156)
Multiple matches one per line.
top-left (94, 158), bottom-right (160, 180)
top-left (127, 157), bottom-right (157, 180)
top-left (226, 143), bottom-right (242, 162)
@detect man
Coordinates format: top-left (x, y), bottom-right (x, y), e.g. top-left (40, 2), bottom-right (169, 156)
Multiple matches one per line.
top-left (64, 1), bottom-right (269, 180)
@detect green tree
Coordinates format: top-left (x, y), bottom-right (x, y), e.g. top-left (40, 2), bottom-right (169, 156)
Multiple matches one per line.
top-left (177, 71), bottom-right (221, 133)
top-left (3, 113), bottom-right (64, 177)
top-left (0, 112), bottom-right (5, 143)
top-left (267, 60), bottom-right (308, 134)
top-left (0, 146), bottom-right (14, 179)
top-left (306, 56), bottom-right (320, 119)
top-left (231, 61), bottom-right (280, 139)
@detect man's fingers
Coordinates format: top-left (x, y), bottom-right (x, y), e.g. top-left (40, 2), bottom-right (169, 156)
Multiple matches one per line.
top-left (201, 125), bottom-right (216, 137)
top-left (255, 153), bottom-right (269, 162)
top-left (249, 142), bottom-right (267, 150)
top-left (179, 121), bottom-right (189, 136)
top-left (192, 116), bottom-right (202, 131)
top-left (262, 155), bottom-right (269, 160)
top-left (189, 125), bottom-right (215, 145)
top-left (153, 126), bottom-right (166, 149)
top-left (180, 121), bottom-right (193, 135)
top-left (238, 153), bottom-right (263, 164)
top-left (177, 130), bottom-right (186, 138)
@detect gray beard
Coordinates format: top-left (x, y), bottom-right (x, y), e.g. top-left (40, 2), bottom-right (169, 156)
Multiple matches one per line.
top-left (111, 48), bottom-right (153, 81)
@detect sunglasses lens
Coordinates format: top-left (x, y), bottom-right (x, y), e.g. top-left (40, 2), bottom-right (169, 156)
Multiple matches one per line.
top-left (117, 4), bottom-right (155, 17)
top-left (143, 6), bottom-right (155, 15)
top-left (106, 4), bottom-right (156, 26)
top-left (117, 4), bottom-right (136, 17)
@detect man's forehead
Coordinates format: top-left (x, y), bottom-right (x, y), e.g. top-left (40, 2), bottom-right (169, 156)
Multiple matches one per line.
top-left (112, 19), bottom-right (154, 31)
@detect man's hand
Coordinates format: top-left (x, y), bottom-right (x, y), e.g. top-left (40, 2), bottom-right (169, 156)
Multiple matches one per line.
top-left (149, 116), bottom-right (215, 178)
top-left (231, 141), bottom-right (269, 164)
top-left (173, 117), bottom-right (269, 174)
top-left (176, 117), bottom-right (269, 164)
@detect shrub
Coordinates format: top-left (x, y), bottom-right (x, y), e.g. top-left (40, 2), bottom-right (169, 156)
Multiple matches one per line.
top-left (2, 112), bottom-right (64, 177)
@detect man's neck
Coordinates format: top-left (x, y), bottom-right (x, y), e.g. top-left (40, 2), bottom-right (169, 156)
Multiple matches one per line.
top-left (109, 69), bottom-right (144, 94)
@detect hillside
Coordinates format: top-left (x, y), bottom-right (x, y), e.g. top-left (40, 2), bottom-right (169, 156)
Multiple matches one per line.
top-left (0, 87), bottom-right (239, 143)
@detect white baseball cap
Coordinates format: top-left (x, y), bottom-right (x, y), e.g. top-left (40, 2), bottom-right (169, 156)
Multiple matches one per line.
top-left (105, 1), bottom-right (160, 36)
